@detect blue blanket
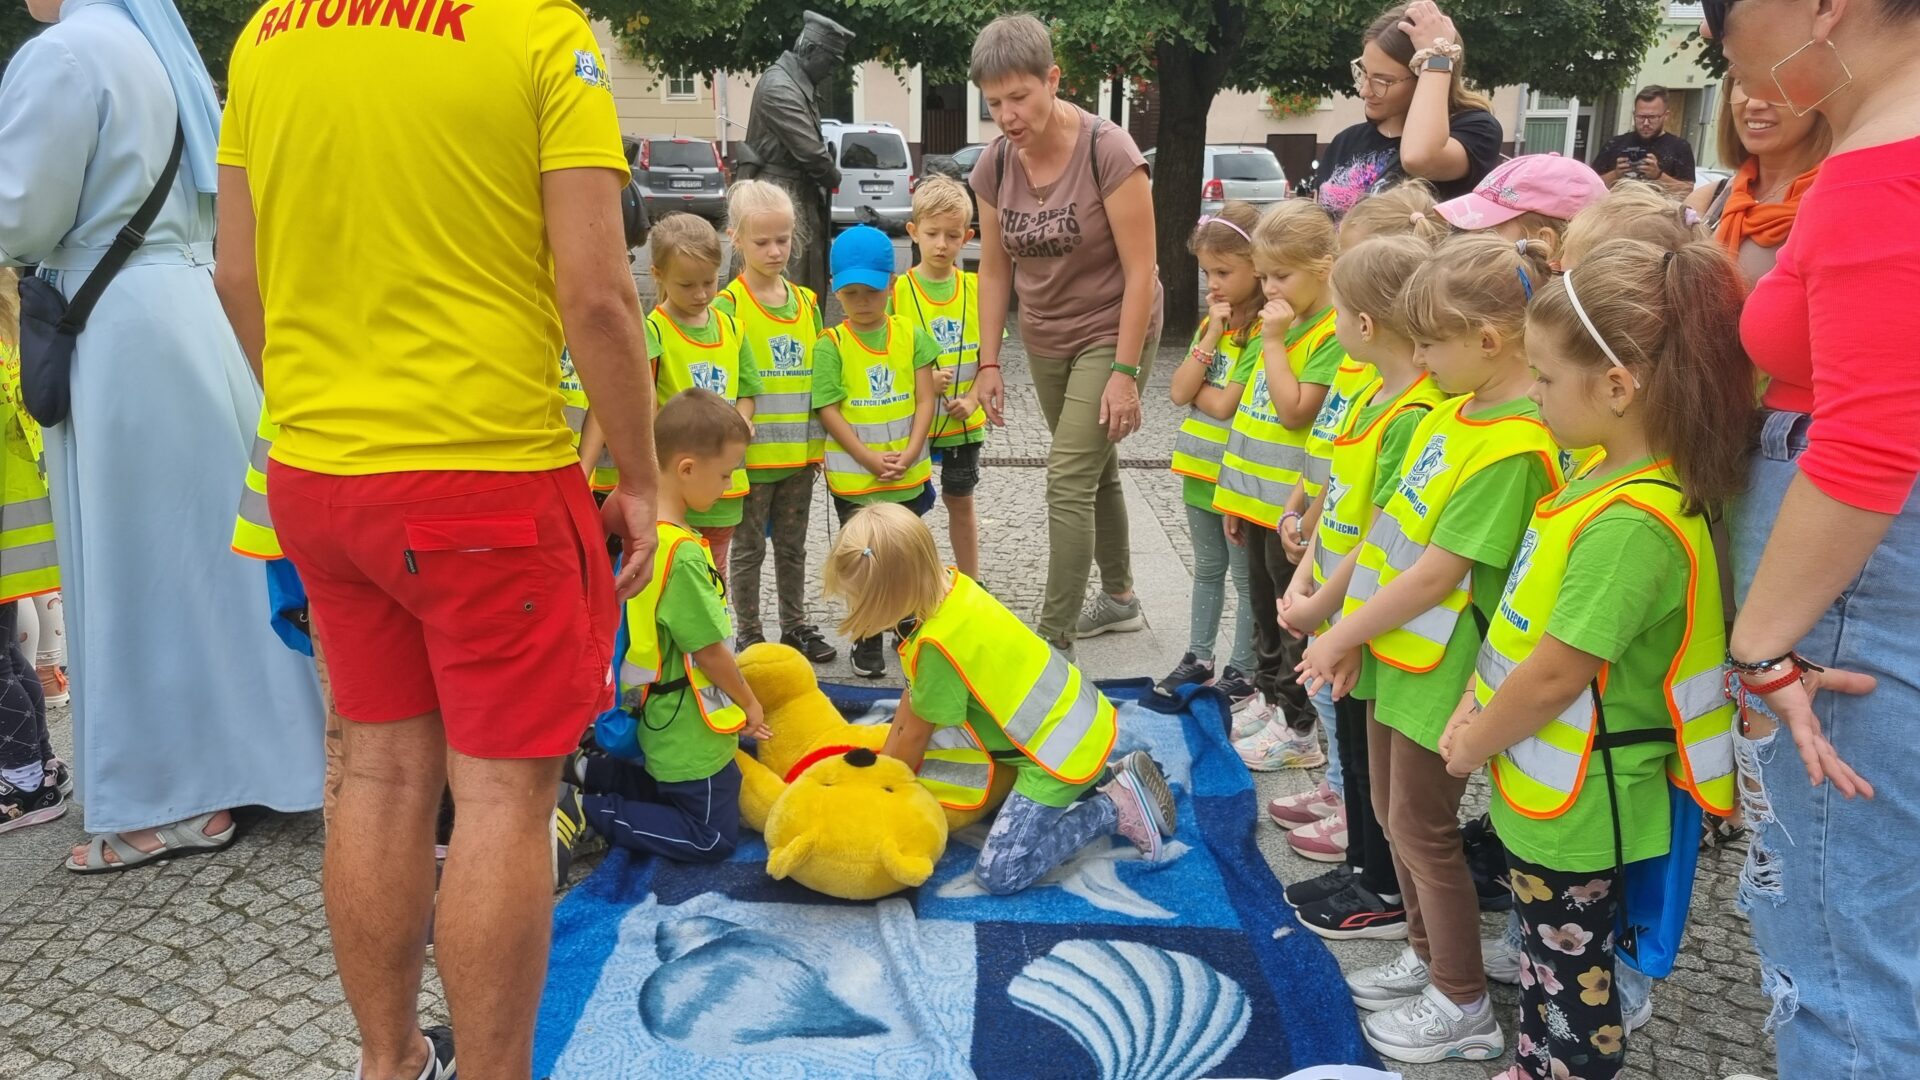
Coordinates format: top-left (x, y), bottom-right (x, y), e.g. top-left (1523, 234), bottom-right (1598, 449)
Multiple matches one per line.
top-left (535, 680), bottom-right (1380, 1078)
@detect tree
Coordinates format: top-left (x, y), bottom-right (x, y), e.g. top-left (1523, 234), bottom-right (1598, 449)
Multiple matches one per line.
top-left (2, 0), bottom-right (259, 87)
top-left (589, 0), bottom-right (1666, 329)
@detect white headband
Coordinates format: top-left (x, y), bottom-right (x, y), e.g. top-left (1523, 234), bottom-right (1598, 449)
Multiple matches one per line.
top-left (1561, 270), bottom-right (1642, 389)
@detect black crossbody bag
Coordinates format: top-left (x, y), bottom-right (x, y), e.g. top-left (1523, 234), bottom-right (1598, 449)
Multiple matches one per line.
top-left (15, 124), bottom-right (184, 426)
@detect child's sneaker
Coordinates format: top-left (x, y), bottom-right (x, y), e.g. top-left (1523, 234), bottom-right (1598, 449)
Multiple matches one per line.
top-left (1481, 932), bottom-right (1522, 984)
top-left (1286, 808), bottom-right (1348, 862)
top-left (1299, 882), bottom-right (1407, 941)
top-left (1155, 652), bottom-right (1215, 697)
top-left (1215, 667), bottom-right (1258, 712)
top-left (1346, 944), bottom-right (1431, 1011)
top-left (780, 624), bottom-right (838, 664)
top-left (44, 756), bottom-right (73, 797)
top-left (551, 782), bottom-right (592, 889)
top-left (734, 629), bottom-right (766, 652)
top-left (1230, 697), bottom-right (1273, 742)
top-left (1361, 985), bottom-right (1504, 1064)
top-left (1268, 781), bottom-right (1340, 828)
top-left (1237, 718), bottom-right (1327, 771)
top-left (1113, 751), bottom-right (1177, 838)
top-left (850, 636), bottom-right (886, 679)
top-left (1075, 591), bottom-right (1145, 638)
top-left (1284, 864), bottom-right (1357, 908)
top-left (0, 777), bottom-right (67, 835)
top-left (1102, 767), bottom-right (1165, 861)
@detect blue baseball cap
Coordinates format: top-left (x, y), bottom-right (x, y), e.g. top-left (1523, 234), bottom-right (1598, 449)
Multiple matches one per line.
top-left (831, 225), bottom-right (895, 293)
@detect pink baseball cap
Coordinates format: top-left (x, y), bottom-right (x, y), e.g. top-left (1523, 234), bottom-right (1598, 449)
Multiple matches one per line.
top-left (1436, 154), bottom-right (1607, 230)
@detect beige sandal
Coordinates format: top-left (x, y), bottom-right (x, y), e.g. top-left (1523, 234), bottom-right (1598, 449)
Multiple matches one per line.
top-left (65, 811), bottom-right (238, 874)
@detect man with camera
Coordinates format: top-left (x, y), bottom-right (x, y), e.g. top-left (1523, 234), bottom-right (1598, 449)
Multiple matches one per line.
top-left (1593, 85), bottom-right (1697, 195)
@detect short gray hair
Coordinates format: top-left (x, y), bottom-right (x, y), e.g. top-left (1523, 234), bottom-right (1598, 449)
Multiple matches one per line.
top-left (969, 14), bottom-right (1055, 85)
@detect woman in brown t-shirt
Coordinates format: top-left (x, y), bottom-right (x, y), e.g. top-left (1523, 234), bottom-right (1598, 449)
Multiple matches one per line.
top-left (968, 13), bottom-right (1164, 652)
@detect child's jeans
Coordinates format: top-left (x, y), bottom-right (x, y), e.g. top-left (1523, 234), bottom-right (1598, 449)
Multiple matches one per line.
top-left (974, 788), bottom-right (1119, 895)
top-left (1184, 504), bottom-right (1257, 674)
top-left (1313, 679), bottom-right (1342, 797)
top-left (731, 470), bottom-right (816, 640)
top-left (581, 755), bottom-right (741, 863)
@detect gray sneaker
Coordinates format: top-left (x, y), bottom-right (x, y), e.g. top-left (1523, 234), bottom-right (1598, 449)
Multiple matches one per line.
top-left (1361, 984), bottom-right (1504, 1064)
top-left (1075, 591), bottom-right (1146, 638)
top-left (1347, 944), bottom-right (1431, 1011)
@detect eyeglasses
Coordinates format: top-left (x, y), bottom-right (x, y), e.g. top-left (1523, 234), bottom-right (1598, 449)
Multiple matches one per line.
top-left (1350, 58), bottom-right (1416, 99)
top-left (1702, 0), bottom-right (1746, 40)
top-left (1633, 112), bottom-right (1668, 124)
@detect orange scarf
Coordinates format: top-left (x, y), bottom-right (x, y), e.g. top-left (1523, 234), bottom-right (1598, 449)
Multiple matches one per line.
top-left (1715, 158), bottom-right (1821, 253)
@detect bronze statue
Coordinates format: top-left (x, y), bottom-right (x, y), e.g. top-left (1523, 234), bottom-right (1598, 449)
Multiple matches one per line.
top-left (734, 10), bottom-right (855, 296)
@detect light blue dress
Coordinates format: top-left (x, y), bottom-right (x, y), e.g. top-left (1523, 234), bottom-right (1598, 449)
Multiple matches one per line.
top-left (0, 0), bottom-right (325, 833)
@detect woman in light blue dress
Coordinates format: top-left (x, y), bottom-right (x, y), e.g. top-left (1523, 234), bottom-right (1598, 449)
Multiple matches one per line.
top-left (0, 0), bottom-right (325, 869)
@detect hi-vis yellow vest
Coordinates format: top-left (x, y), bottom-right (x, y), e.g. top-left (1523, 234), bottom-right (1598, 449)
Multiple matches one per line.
top-left (1213, 307), bottom-right (1340, 528)
top-left (1301, 358), bottom-right (1377, 499)
top-left (556, 348), bottom-right (619, 493)
top-left (1474, 461), bottom-right (1735, 818)
top-left (1169, 316), bottom-right (1260, 486)
top-left (232, 409), bottom-right (282, 560)
top-left (1311, 373), bottom-right (1449, 632)
top-left (619, 522), bottom-right (746, 734)
top-left (822, 316), bottom-right (931, 498)
top-left (902, 571), bottom-right (1117, 804)
top-left (721, 276), bottom-right (824, 471)
top-left (0, 344), bottom-right (58, 602)
top-left (893, 270), bottom-right (987, 444)
top-left (650, 309), bottom-right (749, 501)
top-left (1347, 396), bottom-right (1563, 673)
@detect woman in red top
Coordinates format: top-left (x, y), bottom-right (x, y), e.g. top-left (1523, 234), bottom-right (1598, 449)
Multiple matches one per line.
top-left (1711, 1), bottom-right (1920, 1075)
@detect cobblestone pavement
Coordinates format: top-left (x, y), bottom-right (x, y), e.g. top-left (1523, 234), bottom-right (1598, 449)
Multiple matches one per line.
top-left (0, 327), bottom-right (1776, 1079)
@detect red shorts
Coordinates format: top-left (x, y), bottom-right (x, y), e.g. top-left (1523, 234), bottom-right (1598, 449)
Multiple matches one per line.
top-left (270, 463), bottom-right (617, 758)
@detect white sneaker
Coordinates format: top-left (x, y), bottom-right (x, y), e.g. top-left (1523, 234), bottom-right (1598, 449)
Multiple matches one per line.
top-left (1482, 933), bottom-right (1522, 984)
top-left (1230, 697), bottom-right (1272, 742)
top-left (1361, 984), bottom-right (1504, 1064)
top-left (1347, 944), bottom-right (1431, 1012)
top-left (1237, 717), bottom-right (1327, 771)
top-left (1625, 985), bottom-right (1655, 1033)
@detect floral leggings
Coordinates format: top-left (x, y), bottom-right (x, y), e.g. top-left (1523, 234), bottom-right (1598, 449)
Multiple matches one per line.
top-left (1506, 855), bottom-right (1628, 1080)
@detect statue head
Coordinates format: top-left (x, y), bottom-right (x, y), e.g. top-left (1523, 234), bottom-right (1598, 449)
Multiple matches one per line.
top-left (794, 10), bottom-right (856, 84)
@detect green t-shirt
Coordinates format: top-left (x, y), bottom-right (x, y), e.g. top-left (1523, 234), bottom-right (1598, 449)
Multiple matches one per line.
top-left (909, 647), bottom-right (1096, 808)
top-left (1492, 458), bottom-right (1690, 872)
top-left (649, 313), bottom-right (762, 527)
top-left (1374, 398), bottom-right (1555, 749)
top-left (714, 285), bottom-right (820, 485)
top-left (633, 538), bottom-right (738, 783)
top-left (1181, 321), bottom-right (1264, 511)
top-left (812, 322), bottom-right (940, 506)
top-left (1349, 403), bottom-right (1434, 702)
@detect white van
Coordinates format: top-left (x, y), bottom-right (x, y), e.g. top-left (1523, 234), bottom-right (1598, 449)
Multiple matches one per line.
top-left (822, 120), bottom-right (914, 232)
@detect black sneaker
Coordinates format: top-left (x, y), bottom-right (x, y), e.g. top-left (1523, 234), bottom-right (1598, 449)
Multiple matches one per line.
top-left (1297, 882), bottom-right (1409, 941)
top-left (1155, 652), bottom-right (1216, 697)
top-left (44, 756), bottom-right (72, 797)
top-left (851, 636), bottom-right (885, 679)
top-left (736, 628), bottom-right (767, 652)
top-left (1215, 667), bottom-right (1258, 712)
top-left (0, 777), bottom-right (66, 835)
top-left (780, 624), bottom-right (838, 664)
top-left (552, 782), bottom-right (591, 889)
top-left (1284, 864), bottom-right (1358, 909)
top-left (419, 1025), bottom-right (457, 1079)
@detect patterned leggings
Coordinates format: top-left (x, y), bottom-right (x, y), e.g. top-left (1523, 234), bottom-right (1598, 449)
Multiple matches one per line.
top-left (1506, 853), bottom-right (1629, 1080)
top-left (0, 602), bottom-right (50, 782)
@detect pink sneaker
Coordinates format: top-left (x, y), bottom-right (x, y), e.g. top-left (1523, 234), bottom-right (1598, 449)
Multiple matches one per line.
top-left (1100, 766), bottom-right (1166, 861)
top-left (1286, 808), bottom-right (1349, 862)
top-left (1268, 781), bottom-right (1340, 828)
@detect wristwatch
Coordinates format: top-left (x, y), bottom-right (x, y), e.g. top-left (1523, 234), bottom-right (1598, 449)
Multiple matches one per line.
top-left (1421, 54), bottom-right (1455, 74)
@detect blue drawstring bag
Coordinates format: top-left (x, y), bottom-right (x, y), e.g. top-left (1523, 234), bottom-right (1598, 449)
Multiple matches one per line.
top-left (593, 602), bottom-right (646, 760)
top-left (1616, 781), bottom-right (1702, 979)
top-left (263, 559), bottom-right (314, 658)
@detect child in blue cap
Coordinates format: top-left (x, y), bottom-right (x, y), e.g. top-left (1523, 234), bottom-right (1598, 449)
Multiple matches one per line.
top-left (812, 225), bottom-right (942, 678)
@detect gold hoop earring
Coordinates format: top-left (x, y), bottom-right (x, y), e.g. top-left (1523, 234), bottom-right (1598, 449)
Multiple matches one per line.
top-left (1772, 39), bottom-right (1854, 118)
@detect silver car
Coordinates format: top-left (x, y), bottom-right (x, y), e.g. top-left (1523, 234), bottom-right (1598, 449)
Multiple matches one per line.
top-left (1146, 145), bottom-right (1291, 217)
top-left (824, 120), bottom-right (914, 232)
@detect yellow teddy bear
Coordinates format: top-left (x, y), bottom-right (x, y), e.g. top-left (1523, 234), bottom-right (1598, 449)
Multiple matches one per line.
top-left (735, 642), bottom-right (1013, 900)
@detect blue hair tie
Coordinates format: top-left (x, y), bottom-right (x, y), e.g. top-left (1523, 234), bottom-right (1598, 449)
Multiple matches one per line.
top-left (1516, 265), bottom-right (1534, 301)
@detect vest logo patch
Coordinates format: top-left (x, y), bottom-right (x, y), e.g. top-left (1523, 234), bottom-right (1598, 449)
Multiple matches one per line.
top-left (862, 364), bottom-right (909, 407)
top-left (573, 50), bottom-right (611, 90)
top-left (1312, 387), bottom-right (1353, 443)
top-left (1498, 528), bottom-right (1537, 633)
top-left (931, 316), bottom-right (965, 353)
top-left (770, 335), bottom-right (805, 371)
top-left (558, 348), bottom-right (575, 380)
top-left (1398, 434), bottom-right (1449, 517)
top-left (1205, 347), bottom-right (1231, 385)
top-left (689, 362), bottom-right (730, 396)
top-left (1326, 478), bottom-right (1359, 537)
top-left (1245, 370), bottom-right (1277, 420)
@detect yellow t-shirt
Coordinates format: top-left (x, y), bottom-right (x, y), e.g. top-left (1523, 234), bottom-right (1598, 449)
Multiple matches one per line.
top-left (217, 0), bottom-right (628, 475)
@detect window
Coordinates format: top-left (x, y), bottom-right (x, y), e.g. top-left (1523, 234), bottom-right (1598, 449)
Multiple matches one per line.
top-left (1211, 151), bottom-right (1283, 182)
top-left (666, 72), bottom-right (698, 102)
top-left (647, 140), bottom-right (713, 169)
top-left (838, 132), bottom-right (909, 171)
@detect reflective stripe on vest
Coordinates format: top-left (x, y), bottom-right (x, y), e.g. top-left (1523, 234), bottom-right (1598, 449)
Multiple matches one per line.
top-left (619, 523), bottom-right (746, 734)
top-left (823, 318), bottom-right (932, 497)
top-left (1473, 462), bottom-right (1735, 818)
top-left (1213, 308), bottom-right (1341, 528)
top-left (232, 413), bottom-right (283, 560)
top-left (902, 571), bottom-right (1117, 786)
top-left (650, 309), bottom-right (750, 500)
top-left (894, 271), bottom-right (987, 442)
top-left (915, 725), bottom-right (997, 811)
top-left (722, 277), bottom-right (824, 471)
top-left (1301, 360), bottom-right (1377, 498)
top-left (1169, 317), bottom-right (1259, 485)
top-left (1355, 396), bottom-right (1563, 674)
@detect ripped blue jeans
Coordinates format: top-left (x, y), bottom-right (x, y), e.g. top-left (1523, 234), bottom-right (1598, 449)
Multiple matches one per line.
top-left (1730, 410), bottom-right (1920, 1079)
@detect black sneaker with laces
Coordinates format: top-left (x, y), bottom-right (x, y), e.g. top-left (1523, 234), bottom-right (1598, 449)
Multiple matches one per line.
top-left (736, 629), bottom-right (767, 652)
top-left (1155, 652), bottom-right (1216, 697)
top-left (1297, 882), bottom-right (1408, 941)
top-left (1214, 667), bottom-right (1258, 712)
top-left (419, 1025), bottom-right (457, 1079)
top-left (851, 636), bottom-right (885, 679)
top-left (0, 777), bottom-right (66, 835)
top-left (780, 624), bottom-right (838, 664)
top-left (1284, 864), bottom-right (1358, 909)
top-left (552, 782), bottom-right (591, 889)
